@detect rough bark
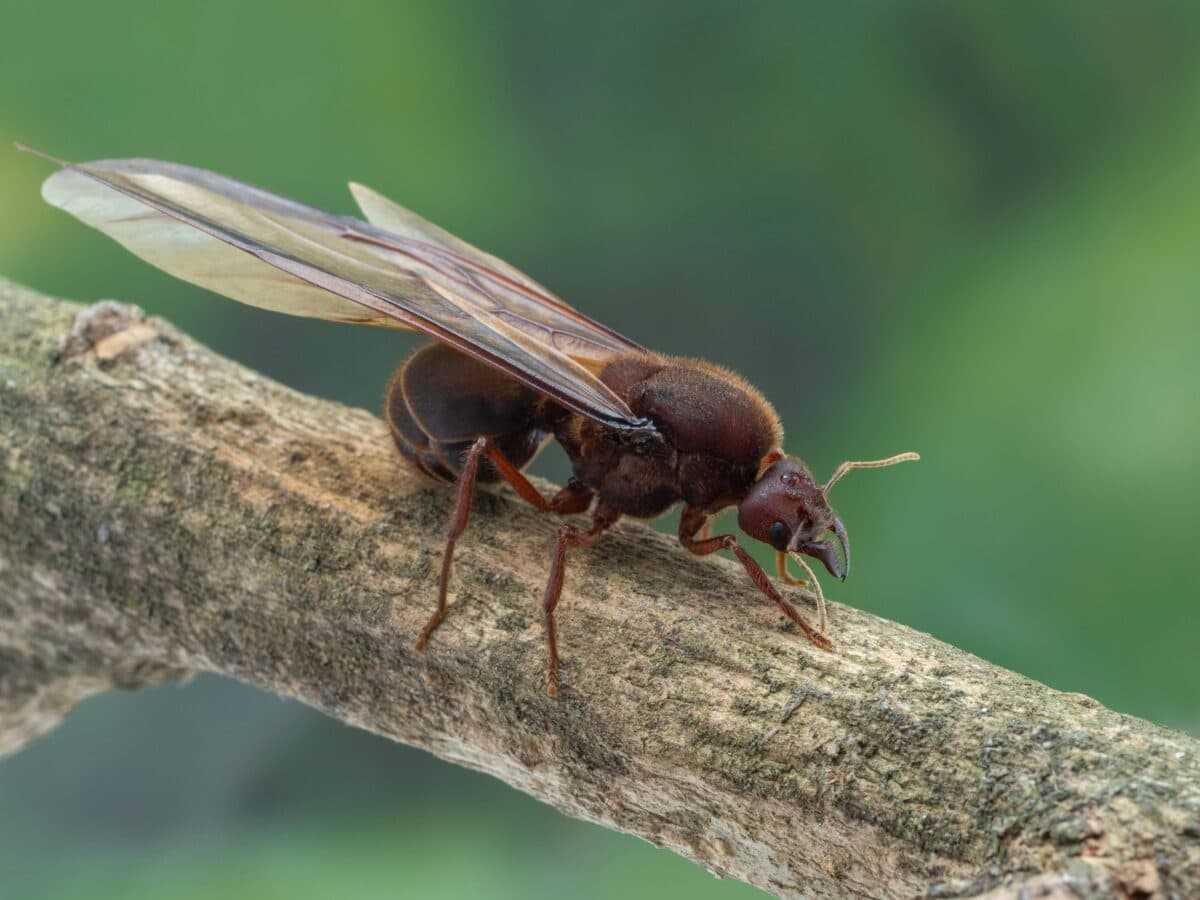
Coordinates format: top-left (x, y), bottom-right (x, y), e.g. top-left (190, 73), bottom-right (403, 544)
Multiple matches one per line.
top-left (0, 277), bottom-right (1196, 900)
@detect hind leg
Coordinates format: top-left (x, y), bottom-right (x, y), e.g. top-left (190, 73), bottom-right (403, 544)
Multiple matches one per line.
top-left (387, 343), bottom-right (592, 650)
top-left (415, 435), bottom-right (593, 652)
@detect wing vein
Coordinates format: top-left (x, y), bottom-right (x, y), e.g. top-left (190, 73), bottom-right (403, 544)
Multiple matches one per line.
top-left (35, 152), bottom-right (658, 434)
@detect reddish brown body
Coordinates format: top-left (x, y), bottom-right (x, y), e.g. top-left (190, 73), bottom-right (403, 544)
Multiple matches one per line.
top-left (31, 148), bottom-right (916, 698)
top-left (389, 343), bottom-right (781, 519)
top-left (388, 342), bottom-right (840, 694)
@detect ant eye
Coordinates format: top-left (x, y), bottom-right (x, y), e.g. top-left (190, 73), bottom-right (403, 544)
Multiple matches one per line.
top-left (769, 521), bottom-right (789, 550)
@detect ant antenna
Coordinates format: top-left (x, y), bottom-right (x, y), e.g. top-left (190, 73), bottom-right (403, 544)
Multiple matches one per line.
top-left (824, 451), bottom-right (920, 494)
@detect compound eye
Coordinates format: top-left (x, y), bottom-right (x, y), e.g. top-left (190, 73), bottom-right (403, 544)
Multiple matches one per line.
top-left (769, 520), bottom-right (789, 550)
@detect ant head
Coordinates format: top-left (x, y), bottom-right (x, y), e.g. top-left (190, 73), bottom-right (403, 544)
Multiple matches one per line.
top-left (737, 454), bottom-right (848, 579)
top-left (737, 450), bottom-right (920, 581)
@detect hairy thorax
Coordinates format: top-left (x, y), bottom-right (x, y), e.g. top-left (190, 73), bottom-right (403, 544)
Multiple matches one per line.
top-left (554, 354), bottom-right (783, 519)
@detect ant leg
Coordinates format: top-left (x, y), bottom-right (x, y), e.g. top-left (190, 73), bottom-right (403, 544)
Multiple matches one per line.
top-left (483, 442), bottom-right (593, 515)
top-left (542, 506), bottom-right (619, 697)
top-left (416, 437), bottom-right (488, 652)
top-left (679, 506), bottom-right (832, 651)
top-left (417, 438), bottom-right (594, 652)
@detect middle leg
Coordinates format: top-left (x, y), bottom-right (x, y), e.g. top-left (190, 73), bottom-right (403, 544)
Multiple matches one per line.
top-left (541, 505), bottom-right (620, 697)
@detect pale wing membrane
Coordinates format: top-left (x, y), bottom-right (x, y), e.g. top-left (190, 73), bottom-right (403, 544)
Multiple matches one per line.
top-left (349, 182), bottom-right (555, 300)
top-left (348, 182), bottom-right (645, 364)
top-left (44, 168), bottom-right (411, 328)
top-left (40, 157), bottom-right (649, 430)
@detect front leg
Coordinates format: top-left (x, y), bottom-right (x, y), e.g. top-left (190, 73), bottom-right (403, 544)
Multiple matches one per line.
top-left (678, 506), bottom-right (832, 651)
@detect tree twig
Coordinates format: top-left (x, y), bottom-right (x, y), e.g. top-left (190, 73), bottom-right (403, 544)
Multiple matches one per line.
top-left (1, 278), bottom-right (1196, 900)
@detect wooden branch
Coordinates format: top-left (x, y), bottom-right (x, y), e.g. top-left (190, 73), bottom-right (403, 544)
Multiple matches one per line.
top-left (1, 277), bottom-right (1197, 900)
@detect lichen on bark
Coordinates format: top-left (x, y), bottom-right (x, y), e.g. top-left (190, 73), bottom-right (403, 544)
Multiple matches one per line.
top-left (1, 277), bottom-right (1197, 899)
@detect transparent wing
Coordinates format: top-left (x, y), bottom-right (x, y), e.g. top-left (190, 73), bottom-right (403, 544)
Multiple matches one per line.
top-left (347, 181), bottom-right (644, 364)
top-left (34, 151), bottom-right (652, 431)
top-left (44, 165), bottom-right (411, 328)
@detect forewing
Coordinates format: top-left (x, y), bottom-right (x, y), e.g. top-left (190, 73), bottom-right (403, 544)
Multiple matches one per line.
top-left (37, 153), bottom-right (650, 430)
top-left (347, 181), bottom-right (646, 364)
top-left (43, 165), bottom-right (408, 328)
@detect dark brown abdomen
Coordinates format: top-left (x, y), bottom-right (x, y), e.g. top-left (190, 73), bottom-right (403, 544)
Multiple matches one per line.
top-left (386, 342), bottom-right (549, 482)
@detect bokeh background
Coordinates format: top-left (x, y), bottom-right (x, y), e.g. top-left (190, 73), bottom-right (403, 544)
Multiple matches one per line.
top-left (3, 2), bottom-right (1198, 898)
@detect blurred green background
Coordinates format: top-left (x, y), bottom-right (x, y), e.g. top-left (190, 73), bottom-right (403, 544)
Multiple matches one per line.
top-left (3, 2), bottom-right (1198, 897)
